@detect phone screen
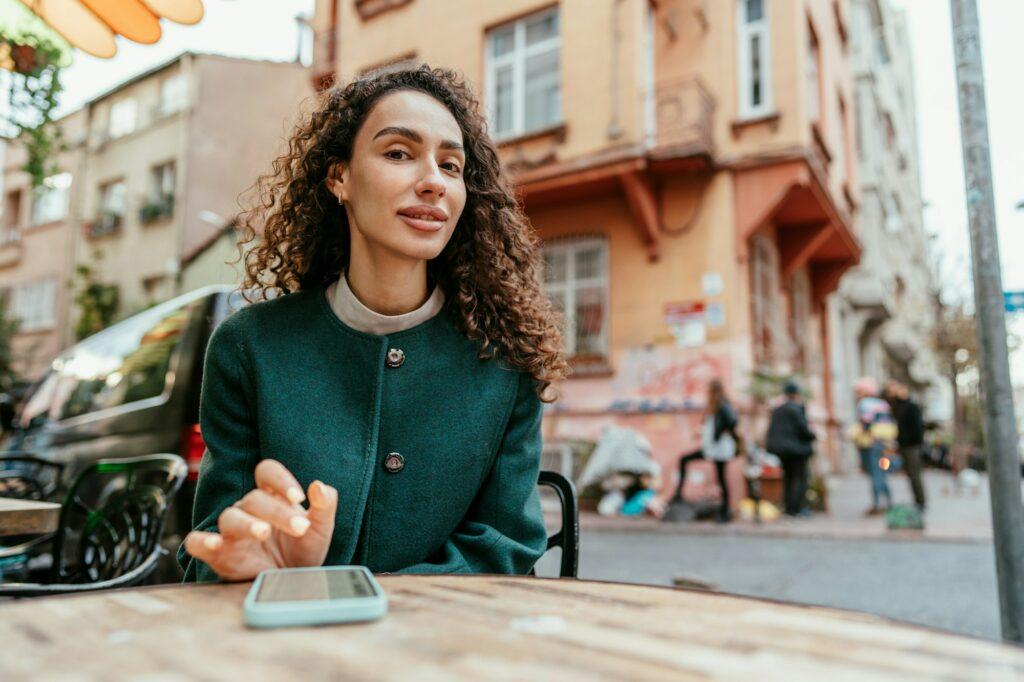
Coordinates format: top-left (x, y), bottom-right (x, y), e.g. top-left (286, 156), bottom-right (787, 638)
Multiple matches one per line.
top-left (255, 569), bottom-right (378, 603)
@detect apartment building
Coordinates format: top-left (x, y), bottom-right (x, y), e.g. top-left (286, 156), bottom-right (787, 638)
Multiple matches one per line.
top-left (0, 109), bottom-right (87, 379)
top-left (830, 0), bottom-right (943, 438)
top-left (78, 52), bottom-right (311, 313)
top-left (0, 53), bottom-right (311, 381)
top-left (311, 0), bottom-right (862, 483)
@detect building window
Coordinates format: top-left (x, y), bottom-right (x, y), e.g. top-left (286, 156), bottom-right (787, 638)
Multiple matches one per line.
top-left (10, 279), bottom-right (57, 332)
top-left (788, 269), bottom-right (812, 372)
top-left (883, 193), bottom-right (903, 232)
top-left (3, 189), bottom-right (22, 242)
top-left (158, 74), bottom-right (187, 116)
top-left (542, 236), bottom-right (609, 357)
top-left (31, 172), bottom-right (72, 225)
top-left (486, 6), bottom-right (561, 139)
top-left (838, 92), bottom-right (852, 185)
top-left (141, 162), bottom-right (175, 224)
top-left (93, 179), bottom-right (127, 237)
top-left (738, 0), bottom-right (772, 119)
top-left (750, 233), bottom-right (786, 367)
top-left (806, 21), bottom-right (821, 125)
top-left (108, 98), bottom-right (137, 139)
top-left (151, 162), bottom-right (175, 202)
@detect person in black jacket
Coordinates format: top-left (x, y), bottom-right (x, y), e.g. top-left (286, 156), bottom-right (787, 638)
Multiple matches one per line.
top-left (765, 381), bottom-right (817, 516)
top-left (885, 380), bottom-right (927, 510)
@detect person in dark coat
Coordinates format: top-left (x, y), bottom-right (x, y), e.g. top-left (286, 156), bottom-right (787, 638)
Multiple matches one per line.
top-left (765, 381), bottom-right (817, 516)
top-left (885, 380), bottom-right (927, 510)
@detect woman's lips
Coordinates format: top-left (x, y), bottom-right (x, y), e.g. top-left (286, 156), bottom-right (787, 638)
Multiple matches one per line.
top-left (398, 214), bottom-right (446, 233)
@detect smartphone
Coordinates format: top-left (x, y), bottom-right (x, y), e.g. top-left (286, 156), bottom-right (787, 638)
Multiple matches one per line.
top-left (243, 566), bottom-right (387, 628)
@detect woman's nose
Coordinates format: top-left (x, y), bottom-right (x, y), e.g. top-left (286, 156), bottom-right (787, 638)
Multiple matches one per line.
top-left (416, 162), bottom-right (446, 196)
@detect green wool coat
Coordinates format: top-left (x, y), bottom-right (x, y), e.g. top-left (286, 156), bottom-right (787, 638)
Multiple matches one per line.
top-left (177, 286), bottom-right (548, 582)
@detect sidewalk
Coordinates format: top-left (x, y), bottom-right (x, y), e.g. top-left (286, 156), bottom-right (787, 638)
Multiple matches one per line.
top-left (575, 469), bottom-right (1005, 543)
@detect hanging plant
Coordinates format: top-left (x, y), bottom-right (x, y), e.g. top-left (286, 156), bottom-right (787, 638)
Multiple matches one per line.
top-left (0, 0), bottom-right (72, 188)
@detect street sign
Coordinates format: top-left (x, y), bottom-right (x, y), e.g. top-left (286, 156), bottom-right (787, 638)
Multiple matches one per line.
top-left (1005, 291), bottom-right (1024, 313)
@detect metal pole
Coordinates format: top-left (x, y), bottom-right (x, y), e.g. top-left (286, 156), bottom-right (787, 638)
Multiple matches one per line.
top-left (949, 0), bottom-right (1024, 643)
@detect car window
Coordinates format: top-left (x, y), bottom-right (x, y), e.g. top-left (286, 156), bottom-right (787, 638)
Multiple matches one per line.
top-left (48, 300), bottom-right (201, 421)
top-left (16, 372), bottom-right (59, 429)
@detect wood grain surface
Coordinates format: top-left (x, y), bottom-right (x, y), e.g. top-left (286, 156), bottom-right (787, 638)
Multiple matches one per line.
top-left (0, 497), bottom-right (60, 537)
top-left (1, 575), bottom-right (1022, 680)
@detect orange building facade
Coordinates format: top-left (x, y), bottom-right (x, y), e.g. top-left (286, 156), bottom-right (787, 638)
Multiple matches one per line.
top-left (312, 0), bottom-right (861, 498)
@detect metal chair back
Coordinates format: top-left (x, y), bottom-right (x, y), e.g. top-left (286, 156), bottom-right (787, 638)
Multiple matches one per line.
top-left (538, 470), bottom-right (579, 578)
top-left (0, 454), bottom-right (65, 501)
top-left (51, 454), bottom-right (187, 585)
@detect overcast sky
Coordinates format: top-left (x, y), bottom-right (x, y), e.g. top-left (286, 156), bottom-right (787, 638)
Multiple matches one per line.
top-left (40, 0), bottom-right (1024, 380)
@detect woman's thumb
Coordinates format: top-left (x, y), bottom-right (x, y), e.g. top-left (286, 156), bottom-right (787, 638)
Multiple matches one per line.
top-left (306, 480), bottom-right (338, 538)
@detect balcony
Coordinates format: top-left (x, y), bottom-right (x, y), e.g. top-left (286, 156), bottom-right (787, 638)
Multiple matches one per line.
top-left (139, 194), bottom-right (174, 225)
top-left (85, 211), bottom-right (123, 239)
top-left (843, 269), bottom-right (895, 320)
top-left (647, 76), bottom-right (715, 170)
top-left (0, 229), bottom-right (22, 268)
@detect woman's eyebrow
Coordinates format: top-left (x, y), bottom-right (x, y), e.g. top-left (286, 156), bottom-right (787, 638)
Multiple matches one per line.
top-left (373, 126), bottom-right (464, 153)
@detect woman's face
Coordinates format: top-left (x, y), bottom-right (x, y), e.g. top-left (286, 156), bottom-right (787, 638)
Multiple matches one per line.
top-left (330, 89), bottom-right (468, 264)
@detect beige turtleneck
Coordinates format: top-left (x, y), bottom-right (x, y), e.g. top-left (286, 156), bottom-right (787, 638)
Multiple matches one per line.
top-left (326, 272), bottom-right (445, 335)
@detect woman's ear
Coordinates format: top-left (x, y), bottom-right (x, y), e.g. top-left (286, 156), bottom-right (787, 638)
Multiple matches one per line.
top-left (327, 162), bottom-right (348, 203)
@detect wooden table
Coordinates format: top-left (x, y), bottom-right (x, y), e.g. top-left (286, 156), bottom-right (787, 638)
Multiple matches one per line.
top-left (0, 497), bottom-right (60, 537)
top-left (1, 575), bottom-right (1022, 680)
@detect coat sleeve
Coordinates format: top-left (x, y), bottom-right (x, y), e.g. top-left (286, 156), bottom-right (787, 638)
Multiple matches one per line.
top-left (176, 317), bottom-right (259, 583)
top-left (397, 371), bottom-right (548, 575)
top-left (796, 405), bottom-right (817, 443)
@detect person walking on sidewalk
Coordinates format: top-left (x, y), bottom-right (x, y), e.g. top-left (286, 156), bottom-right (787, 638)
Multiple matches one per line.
top-left (765, 381), bottom-right (817, 517)
top-left (670, 379), bottom-right (740, 523)
top-left (885, 380), bottom-right (927, 511)
top-left (852, 377), bottom-right (896, 515)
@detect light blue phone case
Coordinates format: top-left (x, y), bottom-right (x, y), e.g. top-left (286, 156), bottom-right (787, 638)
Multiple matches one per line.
top-left (243, 566), bottom-right (388, 628)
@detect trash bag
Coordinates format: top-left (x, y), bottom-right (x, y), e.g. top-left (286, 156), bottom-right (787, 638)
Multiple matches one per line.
top-left (577, 425), bottom-right (661, 492)
top-left (886, 504), bottom-right (924, 530)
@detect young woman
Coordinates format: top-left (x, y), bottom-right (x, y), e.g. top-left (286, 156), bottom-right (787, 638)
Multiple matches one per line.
top-left (178, 66), bottom-right (567, 582)
top-left (668, 379), bottom-right (739, 523)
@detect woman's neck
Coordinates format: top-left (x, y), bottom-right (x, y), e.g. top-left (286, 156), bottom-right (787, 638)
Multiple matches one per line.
top-left (346, 253), bottom-right (430, 316)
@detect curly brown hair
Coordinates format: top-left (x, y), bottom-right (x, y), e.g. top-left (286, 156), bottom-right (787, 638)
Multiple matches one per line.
top-left (236, 64), bottom-right (568, 400)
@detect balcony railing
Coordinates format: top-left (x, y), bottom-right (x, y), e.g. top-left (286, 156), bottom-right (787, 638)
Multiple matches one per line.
top-left (646, 76), bottom-right (715, 160)
top-left (85, 211), bottom-right (123, 239)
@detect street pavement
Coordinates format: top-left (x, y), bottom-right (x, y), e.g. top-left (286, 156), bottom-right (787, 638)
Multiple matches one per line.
top-left (535, 469), bottom-right (1014, 640)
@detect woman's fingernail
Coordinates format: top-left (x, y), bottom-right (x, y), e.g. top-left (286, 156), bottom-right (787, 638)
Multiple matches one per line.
top-left (251, 521), bottom-right (270, 539)
top-left (286, 487), bottom-right (305, 505)
top-left (290, 516), bottom-right (310, 535)
top-left (204, 535), bottom-right (222, 550)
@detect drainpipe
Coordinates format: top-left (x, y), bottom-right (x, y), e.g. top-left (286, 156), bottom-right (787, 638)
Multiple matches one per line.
top-left (607, 0), bottom-right (624, 140)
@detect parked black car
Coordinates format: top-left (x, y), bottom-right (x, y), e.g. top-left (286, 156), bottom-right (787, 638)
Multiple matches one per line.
top-left (1, 285), bottom-right (247, 580)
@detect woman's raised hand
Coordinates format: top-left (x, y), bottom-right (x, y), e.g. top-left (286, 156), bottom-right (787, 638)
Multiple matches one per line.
top-left (184, 459), bottom-right (338, 581)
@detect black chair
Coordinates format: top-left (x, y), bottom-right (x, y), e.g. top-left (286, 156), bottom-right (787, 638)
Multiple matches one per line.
top-left (0, 454), bottom-right (187, 597)
top-left (537, 470), bottom-right (579, 578)
top-left (0, 453), bottom-right (65, 501)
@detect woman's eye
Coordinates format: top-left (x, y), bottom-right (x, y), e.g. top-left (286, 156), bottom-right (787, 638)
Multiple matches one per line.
top-left (385, 150), bottom-right (409, 160)
top-left (442, 162), bottom-right (462, 173)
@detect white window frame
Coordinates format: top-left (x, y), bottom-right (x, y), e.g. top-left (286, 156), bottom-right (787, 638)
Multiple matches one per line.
top-left (737, 0), bottom-right (773, 119)
top-left (159, 74), bottom-right (188, 116)
top-left (31, 172), bottom-right (72, 225)
top-left (11, 278), bottom-right (57, 332)
top-left (99, 179), bottom-right (127, 217)
top-left (109, 98), bottom-right (137, 139)
top-left (485, 6), bottom-right (562, 140)
top-left (806, 22), bottom-right (820, 125)
top-left (541, 236), bottom-right (610, 357)
top-left (149, 162), bottom-right (176, 202)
